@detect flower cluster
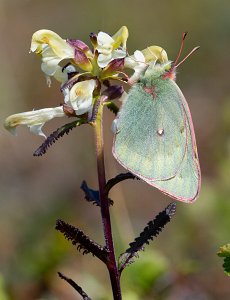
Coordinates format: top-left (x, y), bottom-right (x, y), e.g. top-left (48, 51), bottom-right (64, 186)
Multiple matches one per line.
top-left (4, 26), bottom-right (168, 137)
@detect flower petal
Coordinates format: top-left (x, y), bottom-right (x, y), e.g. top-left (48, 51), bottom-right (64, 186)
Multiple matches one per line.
top-left (112, 49), bottom-right (126, 59)
top-left (67, 39), bottom-right (90, 53)
top-left (124, 50), bottom-right (147, 83)
top-left (69, 79), bottom-right (96, 115)
top-left (124, 50), bottom-right (145, 69)
top-left (41, 48), bottom-right (61, 76)
top-left (74, 49), bottom-right (93, 71)
top-left (96, 27), bottom-right (128, 68)
top-left (133, 50), bottom-right (145, 62)
top-left (4, 107), bottom-right (65, 137)
top-left (31, 29), bottom-right (74, 59)
top-left (97, 32), bottom-right (114, 46)
top-left (30, 124), bottom-right (46, 136)
top-left (52, 65), bottom-right (69, 83)
top-left (31, 30), bottom-right (75, 82)
top-left (97, 53), bottom-right (113, 68)
top-left (45, 64), bottom-right (75, 87)
top-left (141, 46), bottom-right (168, 63)
top-left (112, 26), bottom-right (129, 50)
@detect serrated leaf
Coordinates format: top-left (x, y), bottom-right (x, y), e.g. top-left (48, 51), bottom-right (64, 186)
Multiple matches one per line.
top-left (58, 272), bottom-right (92, 300)
top-left (118, 203), bottom-right (176, 273)
top-left (55, 219), bottom-right (108, 263)
top-left (33, 119), bottom-right (86, 156)
top-left (105, 172), bottom-right (138, 196)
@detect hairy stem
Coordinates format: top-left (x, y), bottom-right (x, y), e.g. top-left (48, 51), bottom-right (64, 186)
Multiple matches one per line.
top-left (94, 96), bottom-right (122, 300)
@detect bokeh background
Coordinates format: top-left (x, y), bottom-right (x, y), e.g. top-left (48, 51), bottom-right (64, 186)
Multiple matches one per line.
top-left (1, 0), bottom-right (230, 299)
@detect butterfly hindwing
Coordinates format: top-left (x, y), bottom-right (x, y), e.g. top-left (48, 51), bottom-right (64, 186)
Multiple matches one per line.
top-left (148, 93), bottom-right (201, 202)
top-left (113, 79), bottom-right (187, 181)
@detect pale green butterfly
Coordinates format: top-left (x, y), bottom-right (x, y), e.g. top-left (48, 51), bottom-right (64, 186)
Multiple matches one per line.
top-left (113, 34), bottom-right (201, 202)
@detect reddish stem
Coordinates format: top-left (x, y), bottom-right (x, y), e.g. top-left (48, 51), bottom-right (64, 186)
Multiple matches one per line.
top-left (94, 96), bottom-right (122, 300)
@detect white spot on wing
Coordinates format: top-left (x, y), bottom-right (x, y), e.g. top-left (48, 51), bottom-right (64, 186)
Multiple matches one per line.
top-left (157, 128), bottom-right (164, 136)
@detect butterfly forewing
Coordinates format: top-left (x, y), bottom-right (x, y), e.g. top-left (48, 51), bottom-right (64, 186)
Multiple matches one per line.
top-left (138, 81), bottom-right (200, 202)
top-left (113, 79), bottom-right (187, 181)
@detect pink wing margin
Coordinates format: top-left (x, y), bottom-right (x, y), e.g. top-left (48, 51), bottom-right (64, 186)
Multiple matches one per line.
top-left (177, 83), bottom-right (201, 200)
top-left (112, 81), bottom-right (201, 203)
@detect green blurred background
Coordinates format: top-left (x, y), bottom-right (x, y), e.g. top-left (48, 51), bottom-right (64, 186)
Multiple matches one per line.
top-left (1, 0), bottom-right (230, 299)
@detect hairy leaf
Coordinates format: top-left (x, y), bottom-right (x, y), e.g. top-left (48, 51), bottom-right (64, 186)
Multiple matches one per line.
top-left (56, 219), bottom-right (108, 263)
top-left (33, 119), bottom-right (86, 156)
top-left (58, 272), bottom-right (92, 300)
top-left (118, 202), bottom-right (176, 274)
top-left (105, 172), bottom-right (138, 196)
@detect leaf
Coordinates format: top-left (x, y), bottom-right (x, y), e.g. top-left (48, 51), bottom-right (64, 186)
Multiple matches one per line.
top-left (55, 219), bottom-right (108, 263)
top-left (58, 272), bottom-right (92, 300)
top-left (105, 172), bottom-right (138, 195)
top-left (81, 180), bottom-right (100, 205)
top-left (33, 119), bottom-right (86, 156)
top-left (104, 102), bottom-right (119, 115)
top-left (217, 243), bottom-right (230, 276)
top-left (81, 180), bottom-right (113, 206)
top-left (118, 202), bottom-right (176, 274)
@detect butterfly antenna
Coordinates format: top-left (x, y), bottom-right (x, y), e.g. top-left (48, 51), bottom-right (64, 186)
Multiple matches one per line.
top-left (173, 32), bottom-right (188, 67)
top-left (175, 46), bottom-right (200, 68)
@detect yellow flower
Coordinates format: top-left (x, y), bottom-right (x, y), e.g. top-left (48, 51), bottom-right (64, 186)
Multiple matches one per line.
top-left (67, 79), bottom-right (97, 115)
top-left (31, 30), bottom-right (75, 79)
top-left (5, 27), bottom-right (169, 139)
top-left (4, 79), bottom-right (97, 137)
top-left (96, 26), bottom-right (129, 68)
top-left (141, 46), bottom-right (168, 63)
top-left (4, 107), bottom-right (65, 137)
top-left (124, 50), bottom-right (147, 83)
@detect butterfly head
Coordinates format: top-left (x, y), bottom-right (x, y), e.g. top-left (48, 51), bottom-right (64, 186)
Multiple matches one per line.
top-left (141, 61), bottom-right (175, 85)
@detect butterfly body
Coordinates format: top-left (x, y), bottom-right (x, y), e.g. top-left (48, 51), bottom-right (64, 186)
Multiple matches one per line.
top-left (113, 62), bottom-right (201, 202)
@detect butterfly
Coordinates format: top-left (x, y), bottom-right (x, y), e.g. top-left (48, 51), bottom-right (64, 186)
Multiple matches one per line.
top-left (113, 33), bottom-right (201, 202)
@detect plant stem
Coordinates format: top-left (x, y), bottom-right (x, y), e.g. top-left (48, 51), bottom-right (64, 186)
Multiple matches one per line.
top-left (94, 97), bottom-right (122, 300)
